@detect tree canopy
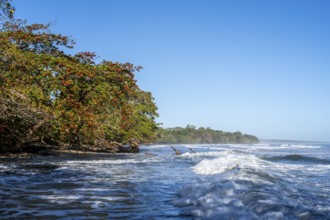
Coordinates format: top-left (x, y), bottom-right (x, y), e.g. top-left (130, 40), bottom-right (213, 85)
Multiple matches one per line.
top-left (0, 3), bottom-right (158, 153)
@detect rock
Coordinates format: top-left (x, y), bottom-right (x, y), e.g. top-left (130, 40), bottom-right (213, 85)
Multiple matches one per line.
top-left (23, 163), bottom-right (60, 170)
top-left (117, 142), bottom-right (139, 153)
top-left (130, 142), bottom-right (139, 153)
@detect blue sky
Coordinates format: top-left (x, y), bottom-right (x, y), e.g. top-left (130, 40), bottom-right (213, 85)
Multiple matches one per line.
top-left (13, 0), bottom-right (330, 141)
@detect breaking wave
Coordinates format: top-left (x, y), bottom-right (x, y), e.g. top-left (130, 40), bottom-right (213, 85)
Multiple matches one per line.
top-left (176, 148), bottom-right (330, 219)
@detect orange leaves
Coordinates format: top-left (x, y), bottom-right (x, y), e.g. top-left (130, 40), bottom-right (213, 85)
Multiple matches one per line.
top-left (75, 72), bottom-right (83, 78)
top-left (123, 84), bottom-right (130, 92)
top-left (61, 79), bottom-right (73, 86)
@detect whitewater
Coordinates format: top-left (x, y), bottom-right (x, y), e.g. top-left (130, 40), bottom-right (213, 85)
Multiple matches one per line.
top-left (0, 143), bottom-right (329, 219)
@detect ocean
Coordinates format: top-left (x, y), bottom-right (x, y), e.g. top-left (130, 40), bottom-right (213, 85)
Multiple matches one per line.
top-left (0, 143), bottom-right (329, 219)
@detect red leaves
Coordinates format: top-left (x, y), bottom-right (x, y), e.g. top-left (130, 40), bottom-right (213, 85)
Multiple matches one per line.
top-left (75, 52), bottom-right (97, 64)
top-left (123, 84), bottom-right (130, 92)
top-left (61, 79), bottom-right (72, 86)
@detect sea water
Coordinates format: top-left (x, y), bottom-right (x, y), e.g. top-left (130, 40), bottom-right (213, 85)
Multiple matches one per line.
top-left (0, 143), bottom-right (329, 219)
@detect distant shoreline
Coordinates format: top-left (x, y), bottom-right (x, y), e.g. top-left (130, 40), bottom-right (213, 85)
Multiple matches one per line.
top-left (260, 139), bottom-right (330, 145)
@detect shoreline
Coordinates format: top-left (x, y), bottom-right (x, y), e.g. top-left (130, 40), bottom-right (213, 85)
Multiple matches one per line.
top-left (0, 147), bottom-right (136, 159)
top-left (0, 141), bottom-right (140, 158)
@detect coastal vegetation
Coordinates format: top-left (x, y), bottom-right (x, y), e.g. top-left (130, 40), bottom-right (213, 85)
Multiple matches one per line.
top-left (156, 125), bottom-right (259, 144)
top-left (0, 0), bottom-right (158, 153)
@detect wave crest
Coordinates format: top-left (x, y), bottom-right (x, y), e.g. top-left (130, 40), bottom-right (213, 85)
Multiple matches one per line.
top-left (262, 154), bottom-right (330, 165)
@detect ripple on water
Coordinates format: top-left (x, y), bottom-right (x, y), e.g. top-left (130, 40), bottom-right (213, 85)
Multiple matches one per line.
top-left (0, 144), bottom-right (330, 219)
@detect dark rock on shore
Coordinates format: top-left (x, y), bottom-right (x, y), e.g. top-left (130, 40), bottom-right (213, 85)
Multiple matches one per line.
top-left (117, 142), bottom-right (139, 153)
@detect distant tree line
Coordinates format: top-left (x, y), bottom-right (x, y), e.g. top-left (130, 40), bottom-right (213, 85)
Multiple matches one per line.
top-left (155, 125), bottom-right (259, 144)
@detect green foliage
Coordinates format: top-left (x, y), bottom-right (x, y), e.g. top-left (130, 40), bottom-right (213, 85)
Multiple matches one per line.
top-left (0, 16), bottom-right (158, 150)
top-left (155, 125), bottom-right (259, 144)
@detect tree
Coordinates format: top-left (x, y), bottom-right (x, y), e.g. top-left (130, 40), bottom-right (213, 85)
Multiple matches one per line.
top-left (0, 17), bottom-right (159, 152)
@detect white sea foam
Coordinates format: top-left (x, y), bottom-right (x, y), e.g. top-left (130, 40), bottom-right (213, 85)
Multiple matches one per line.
top-left (192, 149), bottom-right (330, 185)
top-left (0, 164), bottom-right (8, 169)
top-left (193, 151), bottom-right (261, 175)
top-left (178, 164), bottom-right (325, 218)
top-left (64, 157), bottom-right (161, 166)
top-left (181, 144), bottom-right (225, 148)
top-left (250, 144), bottom-right (322, 150)
top-left (181, 151), bottom-right (226, 158)
top-left (175, 146), bottom-right (330, 219)
top-left (141, 144), bottom-right (171, 149)
top-left (176, 180), bottom-right (261, 219)
top-left (284, 144), bottom-right (322, 149)
top-left (38, 195), bottom-right (83, 200)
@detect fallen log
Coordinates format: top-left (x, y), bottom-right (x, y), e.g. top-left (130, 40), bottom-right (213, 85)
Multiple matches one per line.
top-left (189, 148), bottom-right (196, 153)
top-left (170, 146), bottom-right (182, 155)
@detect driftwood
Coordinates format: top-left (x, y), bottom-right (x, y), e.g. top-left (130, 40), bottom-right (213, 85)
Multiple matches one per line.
top-left (170, 146), bottom-right (182, 155)
top-left (188, 148), bottom-right (196, 153)
top-left (81, 141), bottom-right (139, 154)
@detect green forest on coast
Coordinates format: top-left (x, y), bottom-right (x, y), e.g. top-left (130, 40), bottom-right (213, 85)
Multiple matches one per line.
top-left (156, 125), bottom-right (259, 144)
top-left (0, 0), bottom-right (258, 154)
